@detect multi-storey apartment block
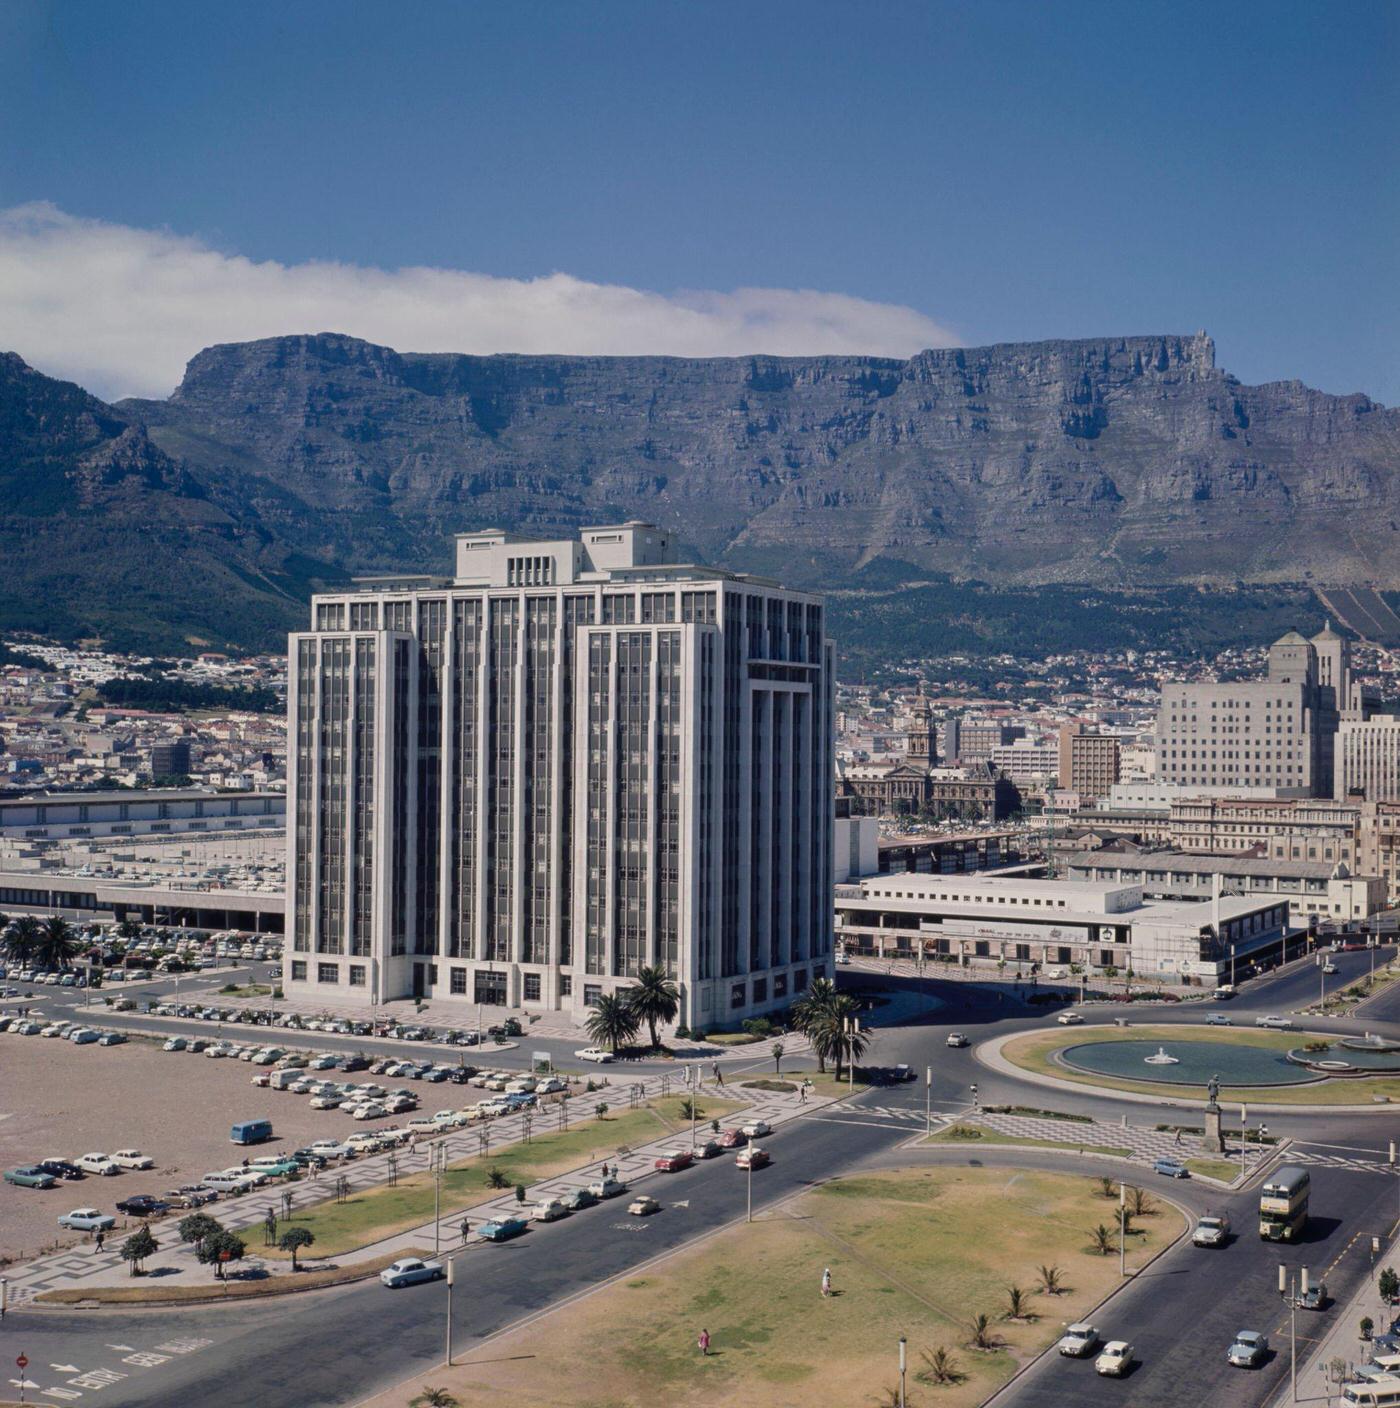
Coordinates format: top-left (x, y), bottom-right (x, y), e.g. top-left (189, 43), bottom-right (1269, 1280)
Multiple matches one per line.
top-left (286, 523), bottom-right (833, 1030)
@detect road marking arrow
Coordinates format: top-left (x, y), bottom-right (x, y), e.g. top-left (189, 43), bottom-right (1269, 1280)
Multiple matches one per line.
top-left (51, 1363), bottom-right (80, 1373)
top-left (673, 1199), bottom-right (690, 1208)
top-left (107, 1344), bottom-right (136, 1351)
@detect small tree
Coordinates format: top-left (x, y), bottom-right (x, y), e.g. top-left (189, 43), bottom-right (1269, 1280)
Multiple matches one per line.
top-left (514, 1184), bottom-right (527, 1205)
top-left (1036, 1263), bottom-right (1065, 1296)
top-left (771, 1039), bottom-right (785, 1075)
top-left (710, 1118), bottom-right (721, 1135)
top-left (120, 1224), bottom-right (158, 1276)
top-left (1362, 1316), bottom-right (1375, 1341)
top-left (1380, 1267), bottom-right (1399, 1305)
top-left (969, 1313), bottom-right (996, 1349)
top-left (412, 1389), bottom-right (459, 1408)
top-left (595, 1101), bottom-right (610, 1119)
top-left (263, 1208), bottom-right (278, 1246)
top-left (1095, 1176), bottom-right (1116, 1199)
top-left (917, 1347), bottom-right (964, 1386)
top-left (278, 1226), bottom-right (315, 1271)
top-left (177, 1212), bottom-right (223, 1246)
top-left (485, 1166), bottom-right (509, 1189)
top-left (1090, 1224), bottom-right (1115, 1256)
top-left (1004, 1285), bottom-right (1034, 1321)
top-left (196, 1229), bottom-right (246, 1279)
top-left (679, 1098), bottom-right (701, 1120)
top-left (1128, 1186), bottom-right (1155, 1218)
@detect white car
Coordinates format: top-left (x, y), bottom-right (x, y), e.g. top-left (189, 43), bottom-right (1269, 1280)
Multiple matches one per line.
top-left (946, 1032), bottom-right (969, 1047)
top-left (535, 1077), bottom-right (568, 1094)
top-left (1058, 1323), bottom-right (1100, 1357)
top-left (112, 1149), bottom-right (155, 1170)
top-left (310, 1139), bottom-right (350, 1159)
top-left (163, 1037), bottom-right (188, 1052)
top-left (75, 1152), bottom-right (120, 1176)
top-left (380, 1256), bottom-right (444, 1288)
top-left (352, 1103), bottom-right (387, 1121)
top-left (1255, 1015), bottom-right (1294, 1029)
top-left (1057, 1011), bottom-right (1086, 1025)
top-left (59, 1207), bottom-right (117, 1231)
top-left (309, 1093), bottom-right (343, 1109)
top-left (532, 1197), bottom-right (569, 1222)
top-left (574, 1048), bottom-right (614, 1064)
top-left (740, 1119), bottom-right (772, 1138)
top-left (1095, 1341), bottom-right (1133, 1377)
top-left (406, 1116), bottom-right (441, 1132)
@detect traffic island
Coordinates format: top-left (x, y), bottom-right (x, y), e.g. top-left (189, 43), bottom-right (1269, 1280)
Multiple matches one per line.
top-left (33, 1246), bottom-right (429, 1307)
top-left (365, 1166), bottom-right (1186, 1408)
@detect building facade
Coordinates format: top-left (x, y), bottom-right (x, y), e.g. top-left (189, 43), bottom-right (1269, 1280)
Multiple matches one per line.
top-left (1336, 718), bottom-right (1400, 803)
top-left (1155, 626), bottom-right (1371, 798)
top-left (1359, 801), bottom-right (1400, 907)
top-left (1165, 796), bottom-right (1360, 867)
top-left (286, 523), bottom-right (834, 1029)
top-left (1058, 723), bottom-right (1121, 799)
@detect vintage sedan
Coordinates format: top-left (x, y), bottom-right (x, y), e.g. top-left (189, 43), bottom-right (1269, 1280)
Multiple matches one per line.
top-left (379, 1257), bottom-right (444, 1288)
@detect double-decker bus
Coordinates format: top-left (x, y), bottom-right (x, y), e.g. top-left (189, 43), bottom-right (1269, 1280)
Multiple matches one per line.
top-left (1259, 1165), bottom-right (1310, 1242)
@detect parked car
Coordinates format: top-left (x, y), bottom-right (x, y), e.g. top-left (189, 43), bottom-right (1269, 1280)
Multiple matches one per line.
top-left (563, 1187), bottom-right (599, 1211)
top-left (692, 1138), bottom-right (722, 1160)
top-left (96, 1032), bottom-right (127, 1046)
top-left (1205, 1014), bottom-right (1233, 1026)
top-left (379, 1256), bottom-right (444, 1288)
top-left (717, 1127), bottom-right (747, 1149)
top-left (37, 1159), bottom-right (85, 1182)
top-left (945, 1032), bottom-right (969, 1048)
top-left (1057, 1323), bottom-right (1101, 1357)
top-left (1152, 1158), bottom-right (1190, 1179)
top-left (1255, 1015), bottom-right (1294, 1029)
top-left (68, 1028), bottom-right (100, 1045)
top-left (352, 1103), bottom-right (388, 1121)
top-left (1095, 1341), bottom-right (1134, 1377)
top-left (627, 1194), bottom-right (661, 1217)
top-left (115, 1194), bottom-right (171, 1218)
top-left (532, 1197), bottom-right (569, 1223)
top-left (1227, 1331), bottom-right (1269, 1368)
top-left (166, 1185), bottom-right (218, 1208)
top-left (574, 1047), bottom-right (614, 1064)
top-left (162, 1037), bottom-right (188, 1052)
top-left (587, 1175), bottom-right (628, 1199)
top-left (112, 1149), bottom-right (155, 1170)
top-left (1193, 1214), bottom-right (1230, 1247)
top-left (58, 1207), bottom-right (116, 1231)
top-left (479, 1217), bottom-right (529, 1243)
top-left (5, 1165), bottom-right (57, 1188)
top-left (535, 1077), bottom-right (567, 1094)
top-left (655, 1149), bottom-right (695, 1173)
top-left (75, 1153), bottom-right (121, 1177)
top-left (1057, 1011), bottom-right (1086, 1026)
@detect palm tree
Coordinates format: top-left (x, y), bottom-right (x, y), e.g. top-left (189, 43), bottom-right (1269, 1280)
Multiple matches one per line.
top-left (626, 964), bottom-right (680, 1049)
top-left (805, 994), bottom-right (868, 1081)
top-left (969, 1312), bottom-right (996, 1350)
top-left (1004, 1284), bottom-right (1034, 1321)
top-left (918, 1347), bottom-right (963, 1385)
top-left (585, 993), bottom-right (641, 1055)
top-left (36, 915), bottom-right (81, 971)
top-left (791, 977), bottom-right (839, 1071)
top-left (1, 915), bottom-right (42, 966)
top-left (1089, 1224), bottom-right (1115, 1256)
top-left (1036, 1263), bottom-right (1065, 1296)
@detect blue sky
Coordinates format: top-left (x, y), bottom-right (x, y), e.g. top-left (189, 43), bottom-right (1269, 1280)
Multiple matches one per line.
top-left (1, 0), bottom-right (1395, 402)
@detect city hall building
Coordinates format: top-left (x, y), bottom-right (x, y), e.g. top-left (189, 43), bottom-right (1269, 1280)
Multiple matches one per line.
top-left (286, 523), bottom-right (834, 1029)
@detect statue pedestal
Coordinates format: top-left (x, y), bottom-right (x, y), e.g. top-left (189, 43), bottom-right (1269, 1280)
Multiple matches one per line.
top-left (1202, 1103), bottom-right (1226, 1154)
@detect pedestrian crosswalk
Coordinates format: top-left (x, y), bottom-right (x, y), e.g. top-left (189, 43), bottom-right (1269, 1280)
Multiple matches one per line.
top-left (1288, 1149), bottom-right (1399, 1173)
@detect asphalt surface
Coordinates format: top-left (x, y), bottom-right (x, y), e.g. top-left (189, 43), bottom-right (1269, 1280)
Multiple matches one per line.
top-left (4, 949), bottom-right (1397, 1408)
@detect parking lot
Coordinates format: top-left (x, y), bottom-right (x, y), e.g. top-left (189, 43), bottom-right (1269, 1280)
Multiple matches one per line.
top-left (0, 1029), bottom-right (377, 1266)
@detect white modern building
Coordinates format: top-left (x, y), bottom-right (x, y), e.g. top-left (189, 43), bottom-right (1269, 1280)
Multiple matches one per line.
top-left (0, 790), bottom-right (284, 842)
top-left (287, 523), bottom-right (834, 1029)
top-left (834, 873), bottom-right (1290, 986)
top-left (1336, 717), bottom-right (1400, 803)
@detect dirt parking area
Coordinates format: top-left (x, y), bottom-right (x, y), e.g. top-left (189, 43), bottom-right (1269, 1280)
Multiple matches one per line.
top-left (0, 1031), bottom-right (375, 1265)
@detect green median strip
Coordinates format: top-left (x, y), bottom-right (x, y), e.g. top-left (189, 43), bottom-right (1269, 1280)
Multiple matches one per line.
top-left (35, 1247), bottom-right (426, 1305)
top-left (270, 1094), bottom-right (744, 1258)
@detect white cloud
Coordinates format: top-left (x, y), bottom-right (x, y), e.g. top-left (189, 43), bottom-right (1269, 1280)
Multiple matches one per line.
top-left (0, 202), bottom-right (959, 401)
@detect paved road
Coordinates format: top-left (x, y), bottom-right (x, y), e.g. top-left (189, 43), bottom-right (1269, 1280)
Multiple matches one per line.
top-left (0, 1104), bottom-right (912, 1408)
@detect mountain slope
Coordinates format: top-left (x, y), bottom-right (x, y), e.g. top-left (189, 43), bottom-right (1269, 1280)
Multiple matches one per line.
top-left (120, 330), bottom-right (1400, 593)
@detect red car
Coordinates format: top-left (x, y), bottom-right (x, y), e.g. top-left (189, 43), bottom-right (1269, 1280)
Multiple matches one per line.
top-left (717, 1127), bottom-right (747, 1149)
top-left (654, 1148), bottom-right (694, 1173)
top-left (736, 1146), bottom-right (771, 1170)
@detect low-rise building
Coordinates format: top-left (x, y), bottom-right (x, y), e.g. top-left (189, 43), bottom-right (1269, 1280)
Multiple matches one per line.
top-left (834, 873), bottom-right (1291, 987)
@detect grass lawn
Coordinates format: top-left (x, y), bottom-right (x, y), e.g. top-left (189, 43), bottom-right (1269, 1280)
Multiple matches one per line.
top-left (270, 1095), bottom-right (743, 1258)
top-left (924, 1126), bottom-right (1133, 1159)
top-left (1001, 1024), bottom-right (1398, 1106)
top-left (706, 1031), bottom-right (766, 1046)
top-left (1185, 1158), bottom-right (1241, 1182)
top-left (367, 1165), bottom-right (1184, 1408)
top-left (739, 1073), bottom-right (866, 1099)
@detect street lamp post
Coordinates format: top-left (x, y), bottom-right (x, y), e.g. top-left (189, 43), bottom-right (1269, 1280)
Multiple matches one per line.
top-left (746, 1154), bottom-right (753, 1225)
top-left (1278, 1263), bottom-right (1305, 1401)
top-left (445, 1254), bottom-right (456, 1366)
top-left (898, 1336), bottom-right (907, 1408)
top-left (433, 1143), bottom-right (445, 1257)
top-left (925, 1065), bottom-right (932, 1141)
top-left (1231, 944), bottom-right (1236, 988)
top-left (1119, 1182), bottom-right (1126, 1279)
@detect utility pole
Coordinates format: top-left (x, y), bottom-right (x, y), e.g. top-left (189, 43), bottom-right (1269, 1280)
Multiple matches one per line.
top-left (1278, 1263), bottom-right (1304, 1401)
top-left (898, 1336), bottom-right (907, 1408)
top-left (433, 1142), bottom-right (445, 1257)
top-left (747, 1154), bottom-right (753, 1225)
top-left (445, 1255), bottom-right (456, 1366)
top-left (925, 1065), bottom-right (932, 1141)
top-left (1119, 1182), bottom-right (1126, 1279)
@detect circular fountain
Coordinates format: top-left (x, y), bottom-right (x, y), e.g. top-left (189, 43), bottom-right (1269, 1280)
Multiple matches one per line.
top-left (1143, 1046), bottom-right (1180, 1066)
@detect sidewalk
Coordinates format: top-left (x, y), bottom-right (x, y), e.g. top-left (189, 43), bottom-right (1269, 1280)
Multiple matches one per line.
top-left (5, 1072), bottom-right (833, 1306)
top-left (1282, 1253), bottom-right (1397, 1403)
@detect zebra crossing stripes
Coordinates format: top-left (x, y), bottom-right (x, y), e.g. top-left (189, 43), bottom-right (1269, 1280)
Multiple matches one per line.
top-left (1288, 1150), bottom-right (1398, 1173)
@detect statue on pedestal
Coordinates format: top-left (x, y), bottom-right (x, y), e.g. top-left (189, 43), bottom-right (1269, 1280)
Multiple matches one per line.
top-left (1206, 1073), bottom-right (1220, 1109)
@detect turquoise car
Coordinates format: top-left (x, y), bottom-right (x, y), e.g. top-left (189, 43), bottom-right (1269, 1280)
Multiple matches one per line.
top-left (6, 1165), bottom-right (57, 1189)
top-left (250, 1158), bottom-right (301, 1178)
top-left (479, 1217), bottom-right (529, 1243)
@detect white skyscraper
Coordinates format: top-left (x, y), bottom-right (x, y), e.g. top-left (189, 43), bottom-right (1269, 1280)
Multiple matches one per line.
top-left (286, 523), bottom-right (833, 1030)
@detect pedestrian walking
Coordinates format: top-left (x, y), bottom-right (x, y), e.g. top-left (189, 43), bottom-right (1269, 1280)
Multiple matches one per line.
top-left (711, 1060), bottom-right (720, 1082)
top-left (94, 1231), bottom-right (105, 1254)
top-left (821, 1267), bottom-right (832, 1298)
top-left (714, 1065), bottom-right (724, 1088)
top-left (1174, 1128), bottom-right (1182, 1146)
top-left (459, 1217), bottom-right (471, 1245)
top-left (698, 1328), bottom-right (711, 1356)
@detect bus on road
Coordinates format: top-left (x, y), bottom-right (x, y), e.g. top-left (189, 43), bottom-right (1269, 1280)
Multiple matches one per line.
top-left (1260, 1165), bottom-right (1310, 1242)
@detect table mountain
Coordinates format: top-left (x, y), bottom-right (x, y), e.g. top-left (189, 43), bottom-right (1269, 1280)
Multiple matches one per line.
top-left (1, 330), bottom-right (1395, 655)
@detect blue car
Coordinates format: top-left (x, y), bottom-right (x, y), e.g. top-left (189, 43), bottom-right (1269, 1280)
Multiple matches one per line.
top-left (479, 1217), bottom-right (529, 1243)
top-left (1153, 1158), bottom-right (1190, 1179)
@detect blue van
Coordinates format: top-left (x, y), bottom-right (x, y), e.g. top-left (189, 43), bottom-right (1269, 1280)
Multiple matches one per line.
top-left (230, 1119), bottom-right (273, 1145)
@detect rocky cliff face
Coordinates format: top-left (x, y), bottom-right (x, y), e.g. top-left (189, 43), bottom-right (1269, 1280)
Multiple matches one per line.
top-left (122, 330), bottom-right (1400, 592)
